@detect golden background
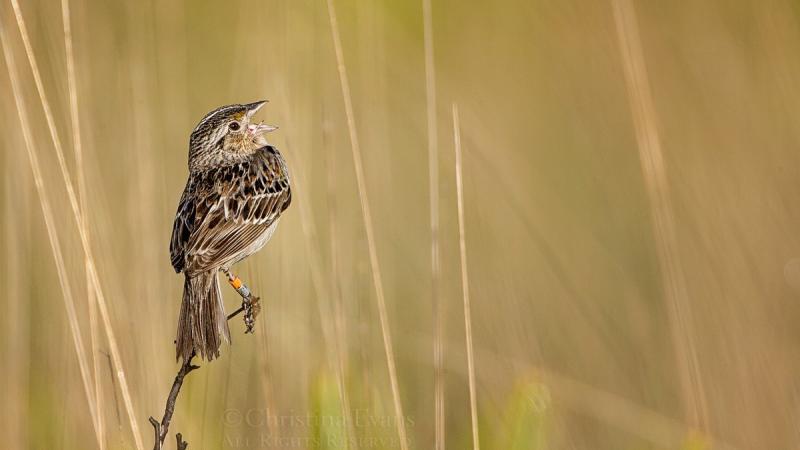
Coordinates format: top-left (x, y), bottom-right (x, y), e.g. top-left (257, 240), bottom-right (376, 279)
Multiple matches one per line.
top-left (2, 0), bottom-right (800, 449)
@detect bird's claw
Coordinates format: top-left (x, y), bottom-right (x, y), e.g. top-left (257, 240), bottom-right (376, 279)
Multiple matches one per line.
top-left (225, 271), bottom-right (261, 333)
top-left (242, 295), bottom-right (259, 333)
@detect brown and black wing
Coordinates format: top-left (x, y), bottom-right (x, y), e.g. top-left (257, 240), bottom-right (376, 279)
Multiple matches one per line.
top-left (180, 146), bottom-right (291, 274)
top-left (170, 181), bottom-right (195, 273)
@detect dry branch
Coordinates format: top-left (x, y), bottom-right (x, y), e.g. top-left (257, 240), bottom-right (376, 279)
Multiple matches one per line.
top-left (148, 297), bottom-right (247, 450)
top-left (148, 355), bottom-right (199, 450)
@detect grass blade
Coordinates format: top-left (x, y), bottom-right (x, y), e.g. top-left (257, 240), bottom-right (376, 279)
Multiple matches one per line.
top-left (422, 0), bottom-right (445, 448)
top-left (8, 1), bottom-right (145, 448)
top-left (59, 0), bottom-right (105, 447)
top-left (0, 23), bottom-right (101, 449)
top-left (453, 104), bottom-right (480, 450)
top-left (611, 0), bottom-right (709, 432)
top-left (324, 1), bottom-right (409, 448)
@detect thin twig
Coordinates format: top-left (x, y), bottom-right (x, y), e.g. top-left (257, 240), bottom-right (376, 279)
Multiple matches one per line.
top-left (227, 305), bottom-right (245, 321)
top-left (149, 353), bottom-right (199, 450)
top-left (324, 1), bottom-right (409, 449)
top-left (175, 434), bottom-right (188, 450)
top-left (150, 280), bottom-right (261, 450)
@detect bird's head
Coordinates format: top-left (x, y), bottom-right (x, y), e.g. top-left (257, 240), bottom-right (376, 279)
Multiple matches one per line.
top-left (188, 101), bottom-right (277, 171)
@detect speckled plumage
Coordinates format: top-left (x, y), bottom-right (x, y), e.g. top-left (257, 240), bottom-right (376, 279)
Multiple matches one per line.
top-left (170, 102), bottom-right (291, 361)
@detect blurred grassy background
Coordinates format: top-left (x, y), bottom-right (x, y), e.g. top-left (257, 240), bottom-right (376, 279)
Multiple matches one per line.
top-left (3, 0), bottom-right (800, 449)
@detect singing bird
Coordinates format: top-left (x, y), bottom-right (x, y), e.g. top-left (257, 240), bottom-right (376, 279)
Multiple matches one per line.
top-left (170, 101), bottom-right (292, 361)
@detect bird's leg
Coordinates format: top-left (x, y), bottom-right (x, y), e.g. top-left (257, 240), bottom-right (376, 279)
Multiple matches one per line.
top-left (221, 268), bottom-right (261, 333)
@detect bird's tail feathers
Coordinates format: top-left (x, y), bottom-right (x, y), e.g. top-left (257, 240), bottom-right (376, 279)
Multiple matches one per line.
top-left (176, 271), bottom-right (230, 361)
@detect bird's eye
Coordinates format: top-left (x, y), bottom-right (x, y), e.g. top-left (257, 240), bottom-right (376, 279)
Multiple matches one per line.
top-left (229, 121), bottom-right (241, 131)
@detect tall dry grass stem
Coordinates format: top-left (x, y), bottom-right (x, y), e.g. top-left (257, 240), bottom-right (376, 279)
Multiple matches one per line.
top-left (452, 104), bottom-right (480, 450)
top-left (403, 328), bottom-right (742, 450)
top-left (59, 0), bottom-right (105, 447)
top-left (422, 0), bottom-right (445, 448)
top-left (323, 122), bottom-right (357, 447)
top-left (316, 113), bottom-right (357, 446)
top-left (294, 162), bottom-right (356, 447)
top-left (611, 0), bottom-right (709, 432)
top-left (3, 165), bottom-right (30, 450)
top-left (269, 65), bottom-right (356, 443)
top-left (8, 1), bottom-right (145, 448)
top-left (324, 0), bottom-right (409, 448)
top-left (0, 24), bottom-right (102, 448)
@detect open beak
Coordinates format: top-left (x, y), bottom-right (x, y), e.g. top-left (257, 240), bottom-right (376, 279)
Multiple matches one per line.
top-left (244, 100), bottom-right (267, 118)
top-left (248, 122), bottom-right (278, 135)
top-left (244, 100), bottom-right (277, 135)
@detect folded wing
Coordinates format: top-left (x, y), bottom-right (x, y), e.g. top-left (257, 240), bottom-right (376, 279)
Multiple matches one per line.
top-left (170, 146), bottom-right (292, 275)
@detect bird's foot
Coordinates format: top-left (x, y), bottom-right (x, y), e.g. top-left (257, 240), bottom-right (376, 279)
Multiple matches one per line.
top-left (224, 270), bottom-right (261, 333)
top-left (242, 295), bottom-right (261, 334)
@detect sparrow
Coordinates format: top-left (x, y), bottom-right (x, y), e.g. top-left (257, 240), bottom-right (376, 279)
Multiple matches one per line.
top-left (169, 101), bottom-right (292, 361)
